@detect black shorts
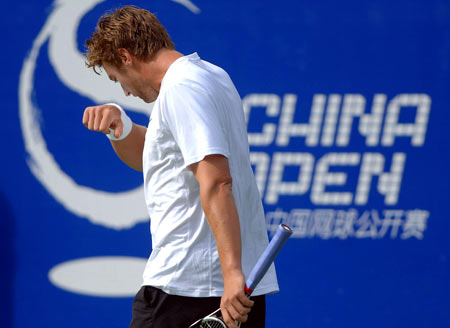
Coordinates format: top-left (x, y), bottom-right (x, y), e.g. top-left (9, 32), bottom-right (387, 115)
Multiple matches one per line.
top-left (129, 286), bottom-right (266, 328)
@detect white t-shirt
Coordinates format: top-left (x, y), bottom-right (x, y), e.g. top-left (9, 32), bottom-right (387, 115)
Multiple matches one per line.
top-left (141, 53), bottom-right (279, 297)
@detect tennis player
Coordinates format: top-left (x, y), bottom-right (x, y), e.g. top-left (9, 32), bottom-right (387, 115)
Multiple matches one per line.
top-left (82, 6), bottom-right (278, 328)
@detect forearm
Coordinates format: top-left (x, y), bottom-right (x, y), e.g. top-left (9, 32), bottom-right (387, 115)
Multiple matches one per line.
top-left (191, 155), bottom-right (252, 327)
top-left (110, 123), bottom-right (147, 172)
top-left (200, 181), bottom-right (242, 277)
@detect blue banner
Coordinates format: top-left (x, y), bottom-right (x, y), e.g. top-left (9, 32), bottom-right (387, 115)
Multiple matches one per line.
top-left (1, 0), bottom-right (449, 327)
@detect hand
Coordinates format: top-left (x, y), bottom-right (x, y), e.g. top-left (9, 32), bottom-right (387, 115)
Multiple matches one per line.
top-left (82, 104), bottom-right (124, 139)
top-left (220, 270), bottom-right (254, 328)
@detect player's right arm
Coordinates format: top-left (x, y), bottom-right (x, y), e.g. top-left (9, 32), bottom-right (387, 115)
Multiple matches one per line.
top-left (82, 104), bottom-right (146, 172)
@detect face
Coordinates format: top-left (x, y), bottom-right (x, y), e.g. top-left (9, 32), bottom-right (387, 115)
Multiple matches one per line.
top-left (103, 61), bottom-right (159, 103)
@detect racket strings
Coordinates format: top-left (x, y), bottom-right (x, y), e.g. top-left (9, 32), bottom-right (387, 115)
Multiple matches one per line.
top-left (200, 318), bottom-right (227, 328)
top-left (200, 317), bottom-right (242, 328)
top-left (201, 321), bottom-right (227, 328)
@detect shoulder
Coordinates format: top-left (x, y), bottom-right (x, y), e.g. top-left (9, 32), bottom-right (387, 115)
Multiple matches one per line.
top-left (160, 81), bottom-right (211, 108)
top-left (161, 56), bottom-right (229, 95)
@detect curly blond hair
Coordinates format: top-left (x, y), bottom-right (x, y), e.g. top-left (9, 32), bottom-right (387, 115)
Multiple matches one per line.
top-left (85, 6), bottom-right (174, 71)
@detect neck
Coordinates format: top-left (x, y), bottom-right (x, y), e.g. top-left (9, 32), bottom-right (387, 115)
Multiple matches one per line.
top-left (143, 49), bottom-right (184, 91)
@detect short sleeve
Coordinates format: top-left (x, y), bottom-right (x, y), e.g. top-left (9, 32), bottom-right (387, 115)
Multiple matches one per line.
top-left (162, 83), bottom-right (231, 167)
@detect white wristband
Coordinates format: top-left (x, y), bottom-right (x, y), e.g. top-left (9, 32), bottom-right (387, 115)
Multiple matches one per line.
top-left (105, 103), bottom-right (133, 141)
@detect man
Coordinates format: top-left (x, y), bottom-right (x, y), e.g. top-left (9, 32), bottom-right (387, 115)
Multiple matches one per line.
top-left (83, 6), bottom-right (278, 328)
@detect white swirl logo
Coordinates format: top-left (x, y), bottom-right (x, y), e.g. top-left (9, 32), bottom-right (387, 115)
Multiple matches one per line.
top-left (19, 0), bottom-right (199, 297)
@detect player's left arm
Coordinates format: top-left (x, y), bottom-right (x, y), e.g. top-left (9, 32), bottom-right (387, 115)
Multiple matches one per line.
top-left (190, 154), bottom-right (254, 328)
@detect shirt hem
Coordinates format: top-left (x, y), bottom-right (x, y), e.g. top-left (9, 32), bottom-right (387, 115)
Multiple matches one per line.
top-left (141, 282), bottom-right (280, 298)
top-left (183, 148), bottom-right (230, 168)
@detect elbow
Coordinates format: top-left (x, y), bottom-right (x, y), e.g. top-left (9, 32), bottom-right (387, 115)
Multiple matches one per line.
top-left (214, 174), bottom-right (233, 192)
top-left (191, 154), bottom-right (234, 201)
top-left (201, 174), bottom-right (233, 201)
top-left (130, 163), bottom-right (143, 172)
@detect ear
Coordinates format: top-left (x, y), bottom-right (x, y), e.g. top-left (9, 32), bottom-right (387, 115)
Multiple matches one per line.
top-left (117, 48), bottom-right (133, 66)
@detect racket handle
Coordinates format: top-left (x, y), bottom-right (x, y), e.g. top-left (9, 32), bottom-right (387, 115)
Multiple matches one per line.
top-left (244, 224), bottom-right (293, 295)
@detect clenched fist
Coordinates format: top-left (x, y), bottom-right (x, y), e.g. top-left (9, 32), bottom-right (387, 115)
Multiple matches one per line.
top-left (82, 103), bottom-right (125, 139)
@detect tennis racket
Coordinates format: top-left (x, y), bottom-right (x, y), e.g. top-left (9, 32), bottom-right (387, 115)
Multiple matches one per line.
top-left (188, 224), bottom-right (293, 328)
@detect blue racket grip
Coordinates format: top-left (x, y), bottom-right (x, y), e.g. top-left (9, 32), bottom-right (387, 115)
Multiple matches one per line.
top-left (244, 224), bottom-right (293, 295)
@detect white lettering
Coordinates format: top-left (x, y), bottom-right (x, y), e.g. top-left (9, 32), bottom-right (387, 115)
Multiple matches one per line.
top-left (265, 152), bottom-right (314, 204)
top-left (337, 94), bottom-right (386, 146)
top-left (266, 208), bottom-right (429, 240)
top-left (321, 94), bottom-right (342, 146)
top-left (381, 94), bottom-right (431, 146)
top-left (355, 152), bottom-right (406, 205)
top-left (276, 94), bottom-right (325, 146)
top-left (243, 94), bottom-right (280, 146)
top-left (311, 153), bottom-right (360, 205)
top-left (378, 153), bottom-right (406, 204)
